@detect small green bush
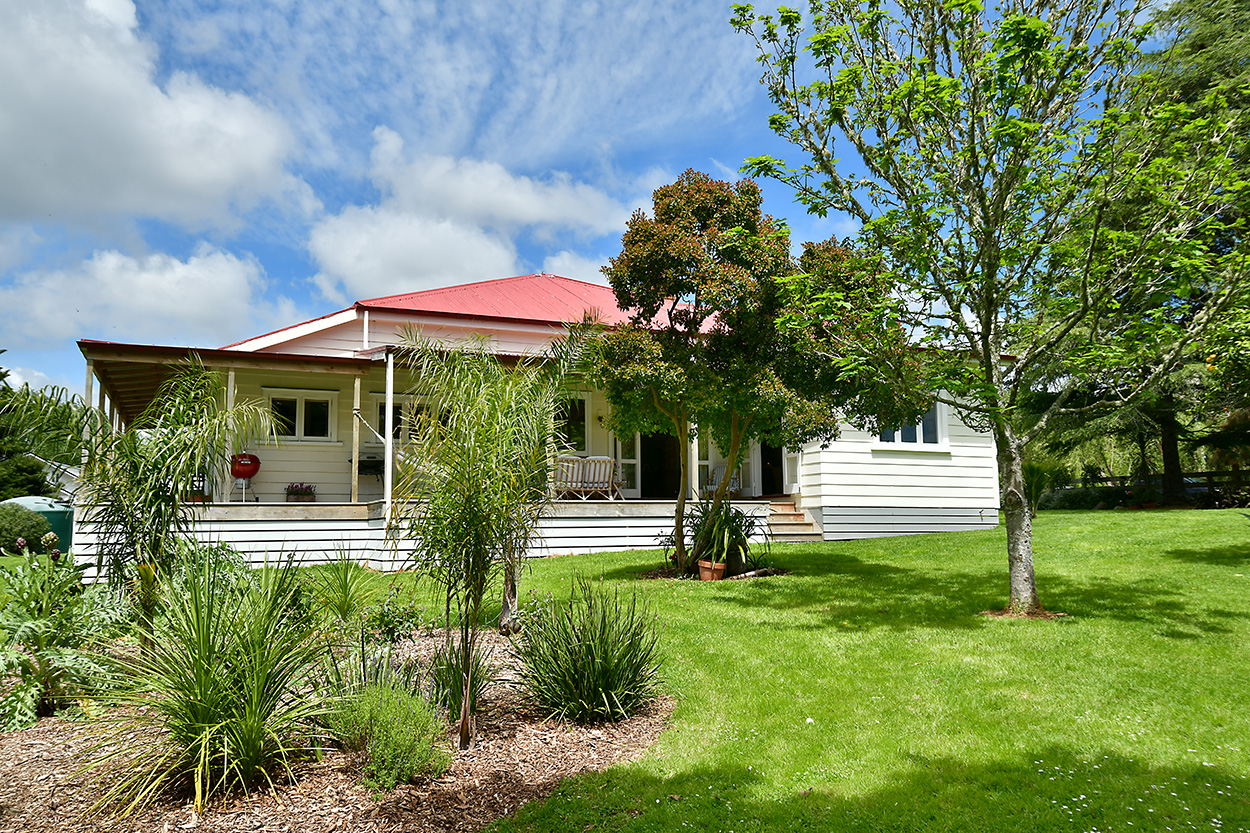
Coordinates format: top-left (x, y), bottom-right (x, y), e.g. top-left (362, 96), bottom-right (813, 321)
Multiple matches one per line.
top-left (430, 637), bottom-right (495, 717)
top-left (312, 551), bottom-right (379, 624)
top-left (0, 503), bottom-right (51, 555)
top-left (364, 580), bottom-right (429, 642)
top-left (0, 551), bottom-right (127, 729)
top-left (329, 683), bottom-right (449, 790)
top-left (1037, 485), bottom-right (1133, 510)
top-left (514, 576), bottom-right (662, 724)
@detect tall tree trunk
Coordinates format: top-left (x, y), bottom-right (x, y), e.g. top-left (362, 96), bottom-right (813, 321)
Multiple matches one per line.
top-left (707, 416), bottom-right (746, 576)
top-left (458, 614), bottom-right (474, 750)
top-left (1157, 398), bottom-right (1185, 504)
top-left (672, 410), bottom-right (692, 574)
top-left (997, 427), bottom-right (1041, 614)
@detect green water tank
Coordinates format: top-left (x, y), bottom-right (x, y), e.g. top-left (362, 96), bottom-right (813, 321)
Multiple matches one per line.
top-left (0, 496), bottom-right (74, 551)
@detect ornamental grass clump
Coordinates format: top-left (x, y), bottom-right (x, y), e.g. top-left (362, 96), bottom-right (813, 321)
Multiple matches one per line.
top-left (328, 682), bottom-right (449, 791)
top-left (85, 552), bottom-right (329, 816)
top-left (514, 577), bottom-right (662, 724)
top-left (429, 637), bottom-right (496, 718)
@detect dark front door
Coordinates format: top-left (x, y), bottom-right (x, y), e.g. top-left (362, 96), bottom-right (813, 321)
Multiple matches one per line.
top-left (640, 432), bottom-right (681, 499)
top-left (761, 441), bottom-right (785, 496)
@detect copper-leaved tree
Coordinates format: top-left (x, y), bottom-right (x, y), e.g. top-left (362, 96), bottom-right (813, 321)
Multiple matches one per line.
top-left (593, 170), bottom-right (919, 574)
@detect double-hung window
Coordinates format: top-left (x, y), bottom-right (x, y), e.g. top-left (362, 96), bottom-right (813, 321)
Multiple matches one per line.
top-left (879, 403), bottom-right (942, 446)
top-left (556, 394), bottom-right (589, 456)
top-left (266, 389), bottom-right (338, 442)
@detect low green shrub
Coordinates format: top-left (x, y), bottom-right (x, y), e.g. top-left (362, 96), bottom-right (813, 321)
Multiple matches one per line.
top-left (514, 576), bottom-right (661, 724)
top-left (86, 552), bottom-right (330, 816)
top-left (364, 579), bottom-right (429, 642)
top-left (0, 549), bottom-right (127, 729)
top-left (328, 682), bottom-right (449, 790)
top-left (0, 504), bottom-right (51, 555)
top-left (430, 637), bottom-right (495, 717)
top-left (1036, 485), bottom-right (1133, 510)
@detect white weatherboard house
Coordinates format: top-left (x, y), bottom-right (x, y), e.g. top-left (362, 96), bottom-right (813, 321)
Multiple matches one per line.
top-left (74, 274), bottom-right (1000, 568)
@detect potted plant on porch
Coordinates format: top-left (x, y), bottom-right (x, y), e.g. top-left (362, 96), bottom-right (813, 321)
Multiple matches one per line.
top-left (285, 482), bottom-right (316, 503)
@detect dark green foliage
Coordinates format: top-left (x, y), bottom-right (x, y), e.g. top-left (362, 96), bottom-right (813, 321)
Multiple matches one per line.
top-left (429, 638), bottom-right (495, 718)
top-left (329, 683), bottom-right (449, 790)
top-left (1036, 486), bottom-right (1133, 510)
top-left (514, 577), bottom-right (661, 724)
top-left (0, 456), bottom-right (50, 502)
top-left (0, 503), bottom-right (51, 554)
top-left (0, 552), bottom-right (127, 729)
top-left (86, 553), bottom-right (329, 816)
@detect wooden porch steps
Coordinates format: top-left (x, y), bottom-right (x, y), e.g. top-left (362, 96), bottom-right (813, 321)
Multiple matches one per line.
top-left (767, 500), bottom-right (823, 543)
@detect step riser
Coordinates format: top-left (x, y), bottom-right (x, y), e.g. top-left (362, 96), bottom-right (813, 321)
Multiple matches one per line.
top-left (766, 502), bottom-right (820, 542)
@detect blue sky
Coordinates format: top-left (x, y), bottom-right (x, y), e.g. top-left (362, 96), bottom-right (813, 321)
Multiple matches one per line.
top-left (0, 0), bottom-right (855, 393)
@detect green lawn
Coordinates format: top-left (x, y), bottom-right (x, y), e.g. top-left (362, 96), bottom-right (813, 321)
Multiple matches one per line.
top-left (486, 509), bottom-right (1249, 832)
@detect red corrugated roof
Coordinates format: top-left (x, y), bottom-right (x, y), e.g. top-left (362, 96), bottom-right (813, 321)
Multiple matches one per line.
top-left (357, 274), bottom-right (631, 326)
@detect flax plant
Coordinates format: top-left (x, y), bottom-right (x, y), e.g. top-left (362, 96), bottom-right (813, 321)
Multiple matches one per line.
top-left (84, 553), bottom-right (328, 817)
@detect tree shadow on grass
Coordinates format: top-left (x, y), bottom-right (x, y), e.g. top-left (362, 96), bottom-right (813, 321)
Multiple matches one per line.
top-left (580, 542), bottom-right (1249, 638)
top-left (695, 547), bottom-right (1248, 638)
top-left (494, 747), bottom-right (1248, 833)
top-left (1165, 544), bottom-right (1250, 568)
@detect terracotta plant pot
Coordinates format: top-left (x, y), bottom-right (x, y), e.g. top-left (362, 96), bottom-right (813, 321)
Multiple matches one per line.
top-left (698, 559), bottom-right (726, 581)
top-left (286, 494), bottom-right (315, 503)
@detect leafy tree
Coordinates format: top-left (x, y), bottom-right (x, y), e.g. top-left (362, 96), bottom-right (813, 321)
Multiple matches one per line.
top-left (1046, 0), bottom-right (1250, 503)
top-left (0, 353), bottom-right (51, 500)
top-left (593, 170), bottom-right (915, 575)
top-left (0, 359), bottom-right (273, 646)
top-left (734, 0), bottom-right (1249, 612)
top-left (390, 335), bottom-right (562, 749)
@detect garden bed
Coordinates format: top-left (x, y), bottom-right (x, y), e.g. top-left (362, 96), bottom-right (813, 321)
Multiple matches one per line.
top-left (0, 630), bottom-right (673, 833)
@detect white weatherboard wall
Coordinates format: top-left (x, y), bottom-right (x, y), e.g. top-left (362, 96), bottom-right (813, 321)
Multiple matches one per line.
top-left (802, 413), bottom-right (1000, 539)
top-left (71, 501), bottom-right (771, 571)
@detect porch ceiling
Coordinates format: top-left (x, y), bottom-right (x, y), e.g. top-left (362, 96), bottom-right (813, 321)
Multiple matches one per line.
top-left (80, 340), bottom-right (374, 425)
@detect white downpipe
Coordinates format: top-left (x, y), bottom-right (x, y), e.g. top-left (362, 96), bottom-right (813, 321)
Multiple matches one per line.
top-left (384, 349), bottom-right (394, 523)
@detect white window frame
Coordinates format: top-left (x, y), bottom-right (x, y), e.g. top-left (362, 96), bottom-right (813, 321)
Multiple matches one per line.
top-left (874, 402), bottom-right (949, 451)
top-left (264, 388), bottom-right (339, 443)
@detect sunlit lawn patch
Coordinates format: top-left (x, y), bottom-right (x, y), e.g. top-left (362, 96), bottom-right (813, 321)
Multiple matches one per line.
top-left (479, 508), bottom-right (1250, 832)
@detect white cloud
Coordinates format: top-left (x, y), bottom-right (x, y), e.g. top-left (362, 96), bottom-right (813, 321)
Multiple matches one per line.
top-left (4, 367), bottom-right (55, 391)
top-left (0, 244), bottom-right (269, 348)
top-left (0, 0), bottom-right (295, 229)
top-left (146, 0), bottom-right (759, 170)
top-left (308, 128), bottom-right (629, 302)
top-left (541, 251), bottom-right (608, 285)
top-left (370, 128), bottom-right (631, 236)
top-left (308, 206), bottom-right (518, 305)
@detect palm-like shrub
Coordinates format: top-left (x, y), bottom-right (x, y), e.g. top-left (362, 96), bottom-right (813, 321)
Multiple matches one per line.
top-left (514, 577), bottom-right (662, 723)
top-left (87, 554), bottom-right (328, 816)
top-left (429, 637), bottom-right (496, 718)
top-left (0, 551), bottom-right (127, 729)
top-left (392, 335), bottom-right (566, 748)
top-left (311, 550), bottom-right (379, 625)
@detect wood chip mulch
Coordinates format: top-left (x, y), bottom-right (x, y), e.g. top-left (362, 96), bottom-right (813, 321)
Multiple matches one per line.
top-left (0, 630), bottom-right (674, 833)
